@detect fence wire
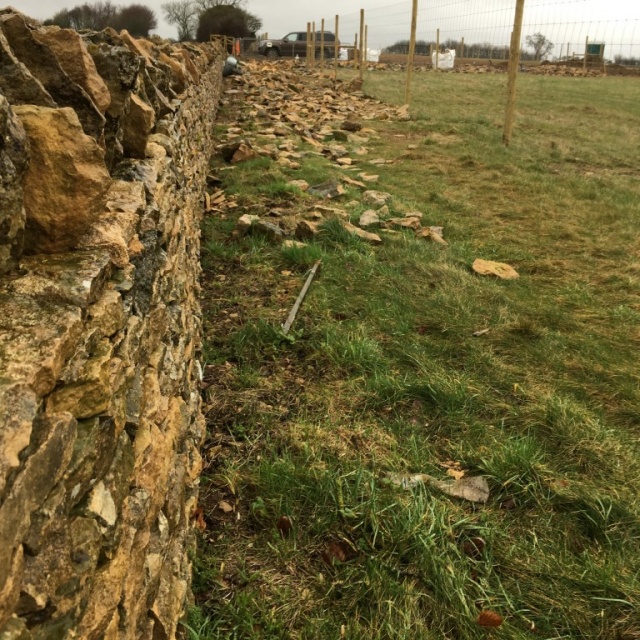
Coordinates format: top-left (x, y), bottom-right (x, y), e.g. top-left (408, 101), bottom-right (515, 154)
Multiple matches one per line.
top-left (312, 0), bottom-right (639, 64)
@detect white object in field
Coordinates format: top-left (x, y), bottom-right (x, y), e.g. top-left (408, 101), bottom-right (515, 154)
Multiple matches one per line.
top-left (338, 47), bottom-right (349, 61)
top-left (432, 48), bottom-right (455, 69)
top-left (366, 49), bottom-right (381, 62)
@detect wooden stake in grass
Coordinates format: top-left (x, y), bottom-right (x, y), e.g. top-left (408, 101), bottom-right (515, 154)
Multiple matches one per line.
top-left (354, 32), bottom-right (358, 69)
top-left (334, 14), bottom-right (339, 79)
top-left (503, 0), bottom-right (526, 147)
top-left (321, 18), bottom-right (325, 72)
top-left (306, 22), bottom-right (311, 63)
top-left (359, 9), bottom-right (365, 81)
top-left (405, 0), bottom-right (418, 105)
top-left (435, 28), bottom-right (440, 70)
top-left (282, 261), bottom-right (321, 335)
top-left (584, 36), bottom-right (589, 72)
top-left (364, 24), bottom-right (368, 64)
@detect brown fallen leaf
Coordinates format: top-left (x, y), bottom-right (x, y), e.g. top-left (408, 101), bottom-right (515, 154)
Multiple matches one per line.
top-left (477, 610), bottom-right (503, 628)
top-left (218, 501), bottom-right (233, 513)
top-left (276, 515), bottom-right (293, 539)
top-left (472, 258), bottom-right (519, 280)
top-left (322, 539), bottom-right (357, 565)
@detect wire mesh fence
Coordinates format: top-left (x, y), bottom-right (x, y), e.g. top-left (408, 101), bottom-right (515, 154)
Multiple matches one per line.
top-left (308, 0), bottom-right (639, 66)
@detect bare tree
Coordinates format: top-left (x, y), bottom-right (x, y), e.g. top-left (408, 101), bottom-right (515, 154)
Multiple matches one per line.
top-left (526, 33), bottom-right (554, 61)
top-left (193, 0), bottom-right (245, 14)
top-left (162, 0), bottom-right (197, 40)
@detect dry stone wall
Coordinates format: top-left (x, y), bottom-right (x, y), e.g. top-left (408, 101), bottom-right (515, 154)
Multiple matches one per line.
top-left (0, 10), bottom-right (223, 639)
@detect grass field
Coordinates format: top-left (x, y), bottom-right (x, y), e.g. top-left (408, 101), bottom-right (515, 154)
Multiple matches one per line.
top-left (189, 70), bottom-right (640, 639)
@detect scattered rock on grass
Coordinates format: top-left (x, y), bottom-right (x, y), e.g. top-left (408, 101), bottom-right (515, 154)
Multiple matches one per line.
top-left (295, 219), bottom-right (320, 239)
top-left (288, 179), bottom-right (309, 191)
top-left (236, 214), bottom-right (260, 234)
top-left (253, 220), bottom-right (285, 241)
top-left (343, 222), bottom-right (382, 245)
top-left (359, 210), bottom-right (380, 227)
top-left (389, 216), bottom-right (421, 230)
top-left (308, 181), bottom-right (345, 199)
top-left (363, 190), bottom-right (392, 207)
top-left (416, 226), bottom-right (447, 245)
top-left (472, 258), bottom-right (519, 280)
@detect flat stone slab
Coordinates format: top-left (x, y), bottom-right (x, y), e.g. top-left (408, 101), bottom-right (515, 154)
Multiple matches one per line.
top-left (8, 249), bottom-right (112, 309)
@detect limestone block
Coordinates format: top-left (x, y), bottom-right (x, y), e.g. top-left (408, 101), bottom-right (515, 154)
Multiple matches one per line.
top-left (142, 68), bottom-right (174, 119)
top-left (63, 417), bottom-right (118, 509)
top-left (84, 33), bottom-right (141, 168)
top-left (79, 213), bottom-right (140, 268)
top-left (0, 30), bottom-right (55, 107)
top-left (0, 12), bottom-right (105, 142)
top-left (87, 290), bottom-right (126, 340)
top-left (178, 47), bottom-right (199, 84)
top-left (0, 615), bottom-right (31, 639)
top-left (11, 251), bottom-right (112, 309)
top-left (86, 481), bottom-right (117, 527)
top-left (119, 30), bottom-right (153, 67)
top-left (0, 291), bottom-right (83, 397)
top-left (34, 27), bottom-right (111, 115)
top-left (0, 94), bottom-right (29, 276)
top-left (0, 383), bottom-right (38, 500)
top-left (159, 52), bottom-right (188, 93)
top-left (46, 339), bottom-right (113, 419)
top-left (0, 547), bottom-right (23, 631)
top-left (12, 105), bottom-right (111, 254)
top-left (150, 543), bottom-right (188, 640)
top-left (122, 93), bottom-right (155, 159)
top-left (0, 412), bottom-right (76, 626)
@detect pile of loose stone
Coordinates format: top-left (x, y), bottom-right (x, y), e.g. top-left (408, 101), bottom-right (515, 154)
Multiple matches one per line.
top-left (208, 59), bottom-right (447, 248)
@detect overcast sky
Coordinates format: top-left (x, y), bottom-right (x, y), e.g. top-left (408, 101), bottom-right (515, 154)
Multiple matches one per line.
top-left (7, 0), bottom-right (639, 56)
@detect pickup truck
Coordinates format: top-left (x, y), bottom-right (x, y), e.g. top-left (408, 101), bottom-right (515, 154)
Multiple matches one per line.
top-left (257, 31), bottom-right (338, 59)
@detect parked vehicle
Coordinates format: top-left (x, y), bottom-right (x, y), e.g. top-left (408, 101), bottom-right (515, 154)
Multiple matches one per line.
top-left (257, 31), bottom-right (338, 59)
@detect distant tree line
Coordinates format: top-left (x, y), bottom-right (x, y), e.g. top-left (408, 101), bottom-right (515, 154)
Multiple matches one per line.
top-left (161, 0), bottom-right (261, 42)
top-left (385, 33), bottom-right (555, 62)
top-left (385, 39), bottom-right (515, 60)
top-left (44, 1), bottom-right (157, 36)
top-left (614, 54), bottom-right (640, 66)
top-left (42, 0), bottom-right (263, 42)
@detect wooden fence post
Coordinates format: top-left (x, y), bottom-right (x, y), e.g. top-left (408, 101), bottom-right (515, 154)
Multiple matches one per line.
top-left (359, 9), bottom-right (365, 81)
top-left (584, 36), bottom-right (589, 71)
top-left (405, 0), bottom-right (418, 105)
top-left (435, 28), bottom-right (440, 69)
top-left (365, 24), bottom-right (368, 63)
top-left (320, 19), bottom-right (325, 71)
top-left (354, 33), bottom-right (358, 69)
top-left (312, 22), bottom-right (316, 68)
top-left (334, 15), bottom-right (339, 79)
top-left (503, 0), bottom-right (526, 146)
top-left (306, 23), bottom-right (311, 63)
